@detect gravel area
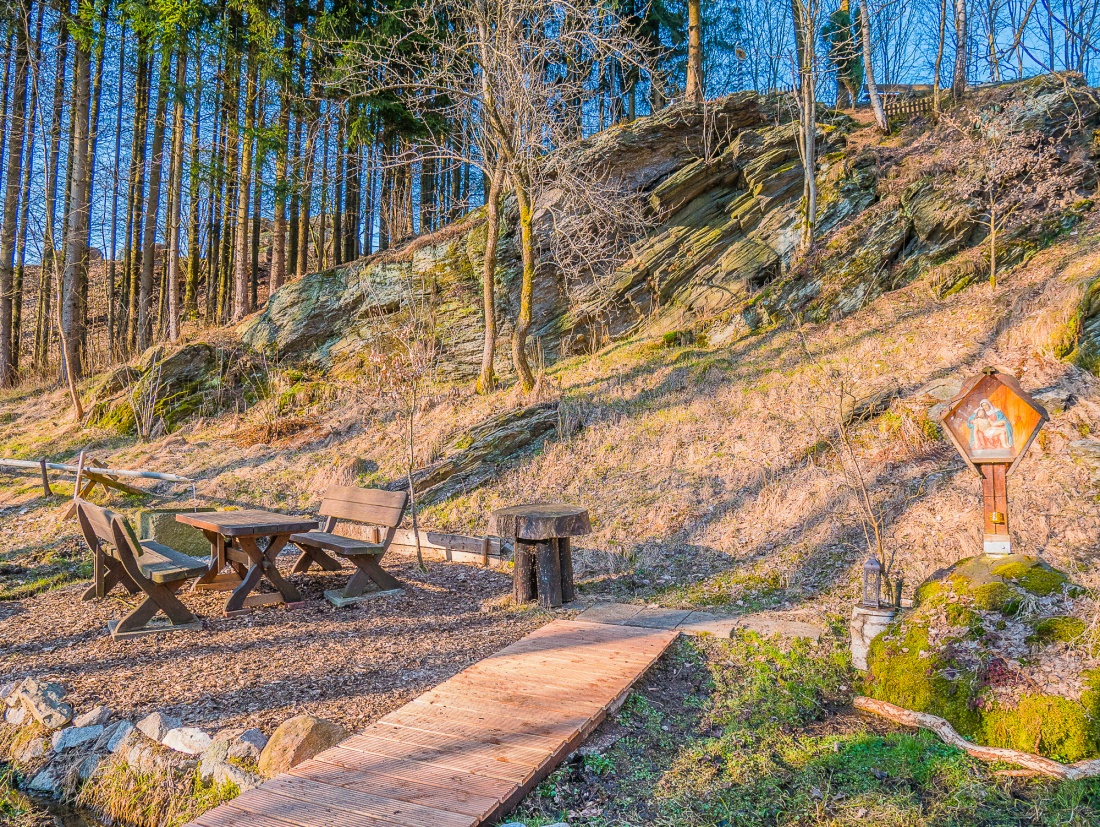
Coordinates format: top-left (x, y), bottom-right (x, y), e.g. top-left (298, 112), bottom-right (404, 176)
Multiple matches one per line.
top-left (0, 549), bottom-right (549, 734)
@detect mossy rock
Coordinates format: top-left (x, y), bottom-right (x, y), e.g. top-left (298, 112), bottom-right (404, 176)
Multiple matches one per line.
top-left (866, 553), bottom-right (1098, 761)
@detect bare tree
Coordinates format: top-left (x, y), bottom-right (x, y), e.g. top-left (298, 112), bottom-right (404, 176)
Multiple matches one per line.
top-left (686, 0), bottom-right (704, 102)
top-left (944, 105), bottom-right (1076, 288)
top-left (859, 0), bottom-right (888, 131)
top-left (336, 0), bottom-right (656, 392)
top-left (953, 0), bottom-right (968, 97)
top-left (791, 0), bottom-right (822, 248)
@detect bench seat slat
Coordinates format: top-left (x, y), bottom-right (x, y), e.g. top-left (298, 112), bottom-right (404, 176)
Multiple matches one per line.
top-left (137, 541), bottom-right (209, 583)
top-left (290, 531), bottom-right (385, 557)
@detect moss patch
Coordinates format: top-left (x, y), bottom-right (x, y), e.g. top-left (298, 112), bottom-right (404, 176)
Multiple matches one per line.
top-left (1029, 616), bottom-right (1088, 645)
top-left (982, 694), bottom-right (1097, 763)
top-left (972, 581), bottom-right (1021, 614)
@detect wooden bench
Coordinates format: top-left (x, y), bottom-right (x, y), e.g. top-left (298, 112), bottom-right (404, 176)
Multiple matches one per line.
top-left (76, 499), bottom-right (206, 639)
top-left (289, 486), bottom-right (408, 607)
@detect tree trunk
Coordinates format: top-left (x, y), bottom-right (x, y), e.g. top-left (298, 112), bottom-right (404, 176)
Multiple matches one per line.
top-left (511, 173), bottom-right (537, 393)
top-left (0, 0), bottom-right (30, 387)
top-left (166, 47), bottom-right (187, 341)
top-left (61, 35), bottom-right (91, 396)
top-left (12, 0), bottom-right (44, 376)
top-left (250, 89), bottom-right (264, 310)
top-left (420, 152), bottom-right (435, 234)
top-left (138, 47), bottom-right (171, 349)
top-left (477, 163), bottom-right (505, 394)
top-left (107, 27), bottom-right (127, 358)
top-left (288, 115), bottom-right (301, 277)
top-left (232, 47), bottom-right (256, 322)
top-left (127, 44), bottom-right (151, 350)
top-left (859, 0), bottom-right (888, 131)
top-left (933, 0), bottom-right (948, 115)
top-left (333, 114), bottom-right (344, 267)
top-left (184, 50), bottom-right (202, 316)
top-left (953, 0), bottom-right (968, 98)
top-left (35, 3), bottom-right (69, 370)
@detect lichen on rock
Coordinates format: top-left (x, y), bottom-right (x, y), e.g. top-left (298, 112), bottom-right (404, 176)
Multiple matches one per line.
top-left (865, 553), bottom-right (1100, 762)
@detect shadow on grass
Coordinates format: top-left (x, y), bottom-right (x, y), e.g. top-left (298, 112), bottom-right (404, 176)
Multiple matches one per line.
top-left (509, 633), bottom-right (1100, 827)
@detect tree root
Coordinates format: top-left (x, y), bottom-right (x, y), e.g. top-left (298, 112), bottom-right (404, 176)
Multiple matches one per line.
top-left (853, 696), bottom-right (1100, 780)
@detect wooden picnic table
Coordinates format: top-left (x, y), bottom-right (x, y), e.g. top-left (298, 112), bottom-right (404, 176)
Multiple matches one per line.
top-left (176, 510), bottom-right (318, 616)
top-left (489, 503), bottom-right (590, 608)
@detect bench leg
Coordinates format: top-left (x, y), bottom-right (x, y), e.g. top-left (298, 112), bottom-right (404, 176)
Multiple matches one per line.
top-left (111, 581), bottom-right (199, 638)
top-left (343, 555), bottom-right (402, 598)
top-left (290, 545), bottom-right (343, 574)
top-left (83, 555), bottom-right (139, 602)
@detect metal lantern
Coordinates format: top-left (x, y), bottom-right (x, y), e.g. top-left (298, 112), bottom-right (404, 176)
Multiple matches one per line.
top-left (862, 556), bottom-right (882, 608)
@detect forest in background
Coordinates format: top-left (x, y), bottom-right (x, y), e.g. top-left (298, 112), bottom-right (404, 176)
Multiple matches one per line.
top-left (0, 0), bottom-right (1097, 396)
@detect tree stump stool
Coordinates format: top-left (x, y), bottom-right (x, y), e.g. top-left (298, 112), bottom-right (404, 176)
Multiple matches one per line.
top-left (489, 503), bottom-right (590, 608)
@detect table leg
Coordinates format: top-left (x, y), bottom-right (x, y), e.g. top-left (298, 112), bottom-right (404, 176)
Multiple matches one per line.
top-left (513, 539), bottom-right (537, 604)
top-left (558, 537), bottom-right (575, 603)
top-left (223, 535), bottom-right (303, 616)
top-left (536, 539), bottom-right (563, 608)
top-left (192, 530), bottom-right (244, 593)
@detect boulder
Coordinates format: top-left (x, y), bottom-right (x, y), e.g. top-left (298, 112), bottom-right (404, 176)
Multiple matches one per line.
top-left (78, 754), bottom-right (102, 781)
top-left (73, 705), bottom-right (113, 728)
top-left (0, 681), bottom-right (19, 705)
top-left (16, 678), bottom-right (73, 729)
top-left (52, 724), bottom-right (105, 753)
top-left (257, 715), bottom-right (346, 778)
top-left (137, 508), bottom-right (215, 557)
top-left (865, 554), bottom-right (1099, 762)
top-left (227, 728), bottom-right (268, 762)
top-left (208, 759), bottom-right (263, 793)
top-left (163, 727), bottom-right (213, 755)
top-left (137, 711), bottom-right (181, 743)
top-left (27, 767), bottom-right (61, 795)
top-left (16, 737), bottom-right (49, 763)
top-left (96, 719), bottom-right (134, 753)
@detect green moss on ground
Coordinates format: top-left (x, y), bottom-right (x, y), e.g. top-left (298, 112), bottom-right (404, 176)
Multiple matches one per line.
top-left (512, 632), bottom-right (1100, 827)
top-left (1029, 616), bottom-right (1087, 645)
top-left (866, 554), bottom-right (1099, 763)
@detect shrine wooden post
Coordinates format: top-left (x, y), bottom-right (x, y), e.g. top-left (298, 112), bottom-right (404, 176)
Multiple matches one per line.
top-left (938, 367), bottom-right (1048, 557)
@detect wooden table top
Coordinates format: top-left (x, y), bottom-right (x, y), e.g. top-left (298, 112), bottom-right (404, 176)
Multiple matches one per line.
top-left (175, 509), bottom-right (318, 537)
top-left (489, 503), bottom-right (591, 541)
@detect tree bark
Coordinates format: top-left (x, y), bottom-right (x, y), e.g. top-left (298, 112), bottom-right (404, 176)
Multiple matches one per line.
top-left (250, 87), bottom-right (264, 310)
top-left (34, 3), bottom-right (69, 369)
top-left (477, 163), bottom-right (505, 394)
top-left (184, 50), bottom-right (202, 316)
top-left (0, 0), bottom-right (30, 387)
top-left (933, 0), bottom-right (948, 115)
top-left (232, 45), bottom-right (256, 322)
top-left (126, 43), bottom-right (151, 349)
top-left (106, 26), bottom-right (127, 357)
top-left (859, 0), bottom-right (888, 131)
top-left (61, 34), bottom-right (91, 395)
top-left (12, 0), bottom-right (44, 376)
top-left (953, 0), bottom-right (968, 98)
top-left (138, 46), bottom-right (171, 349)
top-left (166, 46), bottom-right (187, 341)
top-left (511, 173), bottom-right (537, 392)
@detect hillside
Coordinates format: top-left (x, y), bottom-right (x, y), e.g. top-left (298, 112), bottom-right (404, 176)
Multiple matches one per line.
top-left (4, 72), bottom-right (1100, 825)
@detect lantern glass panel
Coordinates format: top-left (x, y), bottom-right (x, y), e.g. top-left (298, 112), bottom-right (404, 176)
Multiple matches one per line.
top-left (863, 556), bottom-right (882, 607)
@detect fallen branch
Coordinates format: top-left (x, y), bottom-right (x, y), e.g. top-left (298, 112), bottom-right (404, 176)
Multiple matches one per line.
top-left (853, 696), bottom-right (1100, 780)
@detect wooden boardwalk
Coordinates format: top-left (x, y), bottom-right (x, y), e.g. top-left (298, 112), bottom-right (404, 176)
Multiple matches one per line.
top-left (188, 619), bottom-right (678, 827)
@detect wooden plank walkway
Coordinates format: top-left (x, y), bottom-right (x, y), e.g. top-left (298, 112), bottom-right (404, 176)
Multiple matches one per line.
top-left (188, 619), bottom-right (678, 827)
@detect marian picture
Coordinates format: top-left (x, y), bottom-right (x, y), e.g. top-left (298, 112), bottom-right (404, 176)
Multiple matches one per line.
top-left (967, 398), bottom-right (1014, 457)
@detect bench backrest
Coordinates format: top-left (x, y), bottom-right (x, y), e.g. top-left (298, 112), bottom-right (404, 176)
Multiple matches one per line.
top-left (75, 499), bottom-right (143, 561)
top-left (319, 485), bottom-right (408, 528)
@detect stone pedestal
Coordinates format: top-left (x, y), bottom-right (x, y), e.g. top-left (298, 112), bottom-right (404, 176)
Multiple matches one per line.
top-left (138, 507), bottom-right (214, 557)
top-left (850, 604), bottom-right (897, 671)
